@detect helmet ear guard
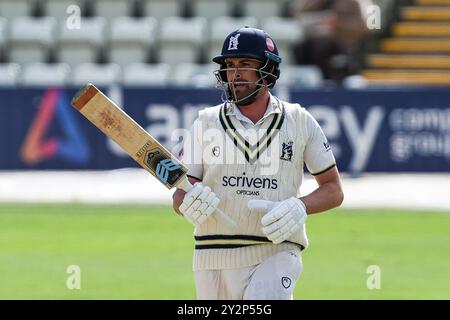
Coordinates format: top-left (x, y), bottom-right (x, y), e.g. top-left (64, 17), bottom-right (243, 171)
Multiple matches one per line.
top-left (259, 52), bottom-right (280, 89)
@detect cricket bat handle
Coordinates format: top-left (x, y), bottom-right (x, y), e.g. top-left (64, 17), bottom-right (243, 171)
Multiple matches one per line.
top-left (176, 177), bottom-right (237, 229)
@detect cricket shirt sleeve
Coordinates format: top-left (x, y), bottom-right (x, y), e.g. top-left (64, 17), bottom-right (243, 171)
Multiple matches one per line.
top-left (303, 110), bottom-right (336, 176)
top-left (181, 119), bottom-right (203, 180)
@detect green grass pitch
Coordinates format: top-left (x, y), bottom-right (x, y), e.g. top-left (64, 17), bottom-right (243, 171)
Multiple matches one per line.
top-left (0, 203), bottom-right (449, 299)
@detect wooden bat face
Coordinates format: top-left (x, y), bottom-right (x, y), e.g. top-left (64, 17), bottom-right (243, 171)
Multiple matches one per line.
top-left (71, 84), bottom-right (188, 189)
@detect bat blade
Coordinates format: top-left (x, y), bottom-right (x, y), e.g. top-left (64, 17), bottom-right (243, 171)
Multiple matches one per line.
top-left (71, 84), bottom-right (237, 229)
top-left (71, 83), bottom-right (187, 189)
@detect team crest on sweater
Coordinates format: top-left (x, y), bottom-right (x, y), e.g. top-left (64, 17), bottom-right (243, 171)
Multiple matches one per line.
top-left (280, 141), bottom-right (293, 162)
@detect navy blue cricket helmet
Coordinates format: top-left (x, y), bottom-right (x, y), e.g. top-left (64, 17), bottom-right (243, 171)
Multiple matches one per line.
top-left (213, 26), bottom-right (282, 89)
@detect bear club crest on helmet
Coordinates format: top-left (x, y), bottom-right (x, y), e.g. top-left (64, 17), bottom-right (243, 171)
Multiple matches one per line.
top-left (213, 27), bottom-right (282, 105)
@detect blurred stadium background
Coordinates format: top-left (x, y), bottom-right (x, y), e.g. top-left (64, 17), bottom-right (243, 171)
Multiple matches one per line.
top-left (0, 0), bottom-right (449, 299)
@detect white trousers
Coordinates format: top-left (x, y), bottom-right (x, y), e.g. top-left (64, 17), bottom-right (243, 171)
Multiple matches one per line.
top-left (195, 247), bottom-right (302, 300)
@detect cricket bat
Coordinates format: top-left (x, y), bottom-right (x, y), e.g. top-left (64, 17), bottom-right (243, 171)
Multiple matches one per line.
top-left (71, 83), bottom-right (237, 229)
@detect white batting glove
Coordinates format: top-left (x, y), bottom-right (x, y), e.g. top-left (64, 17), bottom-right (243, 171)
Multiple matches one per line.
top-left (179, 183), bottom-right (220, 227)
top-left (248, 197), bottom-right (307, 244)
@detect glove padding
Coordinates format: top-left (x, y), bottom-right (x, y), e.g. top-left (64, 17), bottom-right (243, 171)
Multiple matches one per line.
top-left (179, 183), bottom-right (219, 226)
top-left (248, 197), bottom-right (307, 244)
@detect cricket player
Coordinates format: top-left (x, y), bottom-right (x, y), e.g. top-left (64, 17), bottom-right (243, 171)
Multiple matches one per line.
top-left (172, 27), bottom-right (344, 300)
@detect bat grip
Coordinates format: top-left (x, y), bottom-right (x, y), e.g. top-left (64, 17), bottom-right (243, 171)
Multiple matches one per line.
top-left (177, 177), bottom-right (237, 229)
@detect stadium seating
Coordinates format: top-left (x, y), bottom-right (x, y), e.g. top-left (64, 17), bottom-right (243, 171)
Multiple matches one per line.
top-left (260, 17), bottom-right (304, 65)
top-left (401, 5), bottom-right (450, 20)
top-left (0, 0), bottom-right (36, 18)
top-left (22, 62), bottom-right (71, 86)
top-left (92, 0), bottom-right (136, 20)
top-left (380, 38), bottom-right (450, 53)
top-left (0, 17), bottom-right (6, 59)
top-left (277, 64), bottom-right (323, 88)
top-left (71, 62), bottom-right (121, 85)
top-left (143, 0), bottom-right (184, 18)
top-left (391, 22), bottom-right (450, 37)
top-left (362, 0), bottom-right (450, 85)
top-left (0, 63), bottom-right (21, 86)
top-left (342, 75), bottom-right (369, 89)
top-left (7, 17), bottom-right (56, 65)
top-left (241, 0), bottom-right (287, 20)
top-left (191, 0), bottom-right (236, 21)
top-left (42, 0), bottom-right (87, 19)
top-left (207, 16), bottom-right (258, 61)
top-left (360, 70), bottom-right (450, 85)
top-left (0, 0), bottom-right (419, 86)
top-left (173, 62), bottom-right (217, 87)
top-left (122, 62), bottom-right (171, 86)
top-left (156, 17), bottom-right (207, 66)
top-left (55, 17), bottom-right (106, 65)
top-left (106, 17), bottom-right (157, 65)
top-left (367, 54), bottom-right (450, 69)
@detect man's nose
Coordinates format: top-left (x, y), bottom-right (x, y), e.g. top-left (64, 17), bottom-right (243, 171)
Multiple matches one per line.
top-left (232, 69), bottom-right (242, 80)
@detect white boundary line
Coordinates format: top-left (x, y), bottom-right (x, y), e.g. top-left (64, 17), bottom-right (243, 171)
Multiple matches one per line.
top-left (0, 170), bottom-right (449, 211)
